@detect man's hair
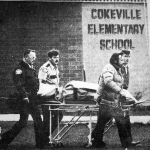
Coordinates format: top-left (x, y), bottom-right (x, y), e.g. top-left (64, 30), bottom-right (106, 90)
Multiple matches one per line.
top-left (110, 53), bottom-right (119, 65)
top-left (23, 49), bottom-right (35, 57)
top-left (120, 50), bottom-right (130, 55)
top-left (47, 49), bottom-right (60, 58)
top-left (110, 53), bottom-right (122, 70)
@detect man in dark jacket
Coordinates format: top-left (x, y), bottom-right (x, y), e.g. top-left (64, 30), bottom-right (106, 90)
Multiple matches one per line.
top-left (0, 49), bottom-right (44, 149)
top-left (120, 50), bottom-right (140, 147)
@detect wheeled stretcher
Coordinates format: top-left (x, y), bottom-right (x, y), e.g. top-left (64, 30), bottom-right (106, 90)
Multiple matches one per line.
top-left (42, 103), bottom-right (100, 147)
top-left (41, 80), bottom-right (145, 147)
top-left (41, 81), bottom-right (114, 147)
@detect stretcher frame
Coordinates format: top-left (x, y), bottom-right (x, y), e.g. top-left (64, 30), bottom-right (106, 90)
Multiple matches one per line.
top-left (42, 103), bottom-right (101, 146)
top-left (41, 99), bottom-right (145, 147)
top-left (41, 102), bottom-right (118, 147)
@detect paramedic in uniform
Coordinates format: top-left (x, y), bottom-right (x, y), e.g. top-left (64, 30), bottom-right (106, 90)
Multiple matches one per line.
top-left (38, 49), bottom-right (63, 146)
top-left (0, 49), bottom-right (44, 149)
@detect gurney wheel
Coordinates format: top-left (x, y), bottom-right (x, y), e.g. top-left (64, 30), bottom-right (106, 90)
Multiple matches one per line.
top-left (55, 142), bottom-right (64, 148)
top-left (44, 143), bottom-right (56, 148)
top-left (57, 142), bottom-right (64, 147)
top-left (83, 143), bottom-right (92, 148)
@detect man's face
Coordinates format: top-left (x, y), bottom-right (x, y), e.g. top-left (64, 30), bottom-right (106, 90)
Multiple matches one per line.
top-left (122, 53), bottom-right (130, 65)
top-left (25, 52), bottom-right (36, 65)
top-left (118, 54), bottom-right (124, 67)
top-left (49, 55), bottom-right (59, 66)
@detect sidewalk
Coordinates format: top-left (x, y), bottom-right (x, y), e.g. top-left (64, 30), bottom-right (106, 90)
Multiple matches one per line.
top-left (0, 114), bottom-right (150, 124)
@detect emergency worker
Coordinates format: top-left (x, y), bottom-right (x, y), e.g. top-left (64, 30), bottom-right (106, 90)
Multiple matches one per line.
top-left (38, 49), bottom-right (63, 146)
top-left (0, 49), bottom-right (44, 149)
top-left (91, 53), bottom-right (138, 148)
top-left (120, 50), bottom-right (140, 146)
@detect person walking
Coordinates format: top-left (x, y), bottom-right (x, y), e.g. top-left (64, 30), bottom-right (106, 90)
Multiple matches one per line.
top-left (38, 49), bottom-right (63, 147)
top-left (91, 53), bottom-right (138, 149)
top-left (120, 50), bottom-right (140, 147)
top-left (0, 49), bottom-right (44, 149)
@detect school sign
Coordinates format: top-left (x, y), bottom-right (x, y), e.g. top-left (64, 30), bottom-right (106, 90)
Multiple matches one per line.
top-left (82, 2), bottom-right (150, 102)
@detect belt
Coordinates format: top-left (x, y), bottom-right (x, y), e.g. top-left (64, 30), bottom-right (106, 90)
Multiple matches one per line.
top-left (41, 80), bottom-right (55, 85)
top-left (41, 80), bottom-right (48, 84)
top-left (27, 91), bottom-right (37, 95)
top-left (40, 94), bottom-right (55, 99)
top-left (100, 98), bottom-right (118, 107)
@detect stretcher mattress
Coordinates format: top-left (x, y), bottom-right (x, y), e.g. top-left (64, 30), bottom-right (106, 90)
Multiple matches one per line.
top-left (62, 80), bottom-right (99, 104)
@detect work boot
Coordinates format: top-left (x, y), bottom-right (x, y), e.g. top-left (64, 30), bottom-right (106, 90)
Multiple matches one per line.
top-left (121, 141), bottom-right (141, 148)
top-left (130, 141), bottom-right (141, 147)
top-left (88, 140), bottom-right (106, 148)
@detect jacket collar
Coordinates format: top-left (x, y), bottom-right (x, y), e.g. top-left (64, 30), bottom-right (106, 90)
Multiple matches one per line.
top-left (19, 60), bottom-right (32, 69)
top-left (113, 64), bottom-right (120, 71)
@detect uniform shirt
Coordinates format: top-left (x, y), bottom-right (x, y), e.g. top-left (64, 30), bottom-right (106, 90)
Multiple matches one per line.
top-left (13, 60), bottom-right (39, 99)
top-left (37, 61), bottom-right (59, 96)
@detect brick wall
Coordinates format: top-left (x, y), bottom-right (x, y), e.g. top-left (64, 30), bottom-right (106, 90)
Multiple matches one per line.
top-left (0, 2), bottom-right (83, 97)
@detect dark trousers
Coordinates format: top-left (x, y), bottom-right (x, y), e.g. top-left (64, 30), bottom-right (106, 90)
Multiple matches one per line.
top-left (41, 95), bottom-right (63, 144)
top-left (124, 111), bottom-right (132, 141)
top-left (1, 96), bottom-right (44, 147)
top-left (92, 104), bottom-right (132, 148)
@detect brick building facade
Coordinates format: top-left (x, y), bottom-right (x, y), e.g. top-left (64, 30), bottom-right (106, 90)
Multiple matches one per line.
top-left (0, 0), bottom-right (150, 104)
top-left (0, 2), bottom-right (83, 97)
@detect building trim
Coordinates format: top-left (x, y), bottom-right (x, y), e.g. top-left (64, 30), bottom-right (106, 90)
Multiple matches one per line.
top-left (3, 0), bottom-right (147, 4)
top-left (52, 0), bottom-right (147, 3)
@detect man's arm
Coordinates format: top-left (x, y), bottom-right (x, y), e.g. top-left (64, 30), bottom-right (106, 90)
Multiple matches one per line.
top-left (13, 68), bottom-right (29, 102)
top-left (103, 65), bottom-right (122, 94)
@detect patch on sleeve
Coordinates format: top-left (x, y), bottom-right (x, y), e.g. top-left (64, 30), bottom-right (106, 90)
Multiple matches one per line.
top-left (15, 69), bottom-right (22, 74)
top-left (42, 68), bottom-right (48, 73)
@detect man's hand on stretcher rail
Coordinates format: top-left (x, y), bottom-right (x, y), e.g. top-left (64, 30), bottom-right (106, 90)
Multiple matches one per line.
top-left (121, 99), bottom-right (146, 107)
top-left (55, 87), bottom-right (63, 101)
top-left (119, 89), bottom-right (146, 107)
top-left (94, 89), bottom-right (146, 107)
top-left (120, 89), bottom-right (138, 103)
top-left (94, 93), bottom-right (101, 105)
